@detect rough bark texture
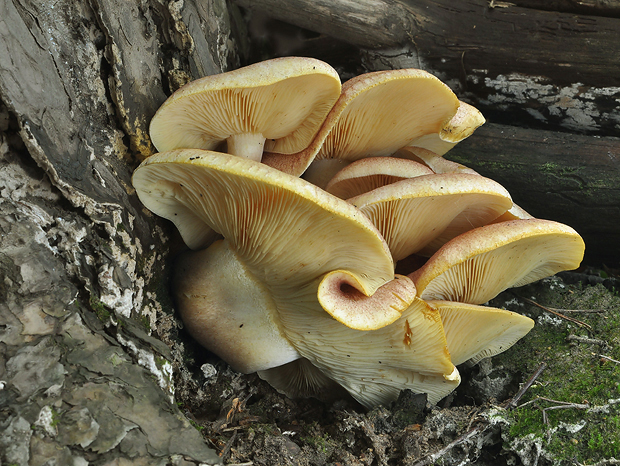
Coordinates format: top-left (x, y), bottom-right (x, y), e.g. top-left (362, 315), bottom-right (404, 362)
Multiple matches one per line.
top-left (236, 0), bottom-right (620, 136)
top-left (0, 0), bottom-right (243, 464)
top-left (447, 124), bottom-right (620, 264)
top-left (1, 0), bottom-right (619, 465)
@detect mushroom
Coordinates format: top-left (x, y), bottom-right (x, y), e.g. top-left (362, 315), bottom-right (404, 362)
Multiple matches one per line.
top-left (257, 296), bottom-right (460, 408)
top-left (347, 173), bottom-right (513, 261)
top-left (410, 219), bottom-right (585, 304)
top-left (149, 57), bottom-right (342, 165)
top-left (132, 148), bottom-right (473, 409)
top-left (173, 240), bottom-right (300, 373)
top-left (404, 100), bottom-right (486, 156)
top-left (299, 68), bottom-right (461, 186)
top-left (396, 146), bottom-right (479, 175)
top-left (427, 300), bottom-right (534, 366)
top-left (397, 146), bottom-right (534, 223)
top-left (132, 148), bottom-right (416, 333)
top-left (325, 157), bottom-right (433, 199)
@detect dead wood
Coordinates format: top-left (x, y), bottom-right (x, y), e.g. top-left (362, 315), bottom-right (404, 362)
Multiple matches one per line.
top-left (237, 0), bottom-right (620, 136)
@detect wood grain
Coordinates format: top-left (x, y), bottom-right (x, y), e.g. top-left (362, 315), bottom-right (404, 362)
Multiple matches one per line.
top-left (447, 123), bottom-right (620, 263)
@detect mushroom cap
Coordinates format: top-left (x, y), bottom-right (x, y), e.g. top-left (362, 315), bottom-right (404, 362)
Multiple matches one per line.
top-left (428, 300), bottom-right (534, 366)
top-left (314, 69), bottom-right (460, 162)
top-left (149, 57), bottom-right (342, 155)
top-left (325, 157), bottom-right (433, 199)
top-left (489, 203), bottom-right (534, 223)
top-left (317, 273), bottom-right (417, 331)
top-left (397, 147), bottom-right (534, 223)
top-left (132, 148), bottom-right (409, 330)
top-left (274, 295), bottom-right (460, 408)
top-left (174, 240), bottom-right (300, 373)
top-left (348, 173), bottom-right (513, 261)
top-left (404, 100), bottom-right (486, 156)
top-left (411, 219), bottom-right (585, 303)
top-left (396, 147), bottom-right (479, 175)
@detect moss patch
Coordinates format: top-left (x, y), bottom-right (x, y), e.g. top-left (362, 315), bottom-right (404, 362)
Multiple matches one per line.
top-left (490, 278), bottom-right (620, 464)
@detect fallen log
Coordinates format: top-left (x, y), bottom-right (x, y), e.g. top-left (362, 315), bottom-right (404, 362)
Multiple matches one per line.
top-left (446, 123), bottom-right (620, 265)
top-left (236, 0), bottom-right (620, 136)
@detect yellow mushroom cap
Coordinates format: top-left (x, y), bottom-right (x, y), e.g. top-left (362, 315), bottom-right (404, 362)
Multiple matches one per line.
top-left (300, 68), bottom-right (461, 186)
top-left (405, 100), bottom-right (486, 156)
top-left (397, 146), bottom-right (533, 224)
top-left (428, 300), bottom-right (534, 366)
top-left (149, 57), bottom-right (342, 159)
top-left (132, 148), bottom-right (409, 330)
top-left (315, 69), bottom-right (460, 161)
top-left (411, 219), bottom-right (585, 303)
top-left (325, 157), bottom-right (433, 199)
top-left (348, 173), bottom-right (513, 261)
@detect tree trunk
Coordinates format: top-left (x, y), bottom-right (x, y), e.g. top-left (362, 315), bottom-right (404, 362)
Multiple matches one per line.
top-left (1, 0), bottom-right (619, 464)
top-left (0, 0), bottom-right (243, 464)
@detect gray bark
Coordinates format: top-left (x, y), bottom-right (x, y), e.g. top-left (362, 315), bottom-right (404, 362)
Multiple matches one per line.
top-left (0, 0), bottom-right (244, 463)
top-left (236, 0), bottom-right (620, 137)
top-left (447, 124), bottom-right (620, 264)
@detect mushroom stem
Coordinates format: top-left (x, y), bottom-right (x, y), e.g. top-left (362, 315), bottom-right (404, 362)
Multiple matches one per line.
top-left (227, 133), bottom-right (266, 162)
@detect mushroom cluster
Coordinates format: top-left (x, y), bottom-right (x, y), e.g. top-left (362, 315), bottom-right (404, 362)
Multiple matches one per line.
top-left (132, 57), bottom-right (585, 409)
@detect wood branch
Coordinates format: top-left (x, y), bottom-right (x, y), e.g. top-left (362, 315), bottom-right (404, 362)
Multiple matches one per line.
top-left (236, 0), bottom-right (620, 136)
top-left (511, 0), bottom-right (620, 17)
top-left (446, 123), bottom-right (620, 263)
top-left (236, 0), bottom-right (620, 85)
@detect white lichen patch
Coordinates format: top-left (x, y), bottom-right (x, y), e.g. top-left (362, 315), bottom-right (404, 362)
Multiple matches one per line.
top-left (481, 73), bottom-right (620, 133)
top-left (95, 213), bottom-right (150, 319)
top-left (98, 263), bottom-right (135, 318)
top-left (117, 333), bottom-right (175, 400)
top-left (35, 405), bottom-right (58, 437)
top-left (587, 397), bottom-right (620, 414)
top-left (537, 314), bottom-right (566, 327)
top-left (486, 406), bottom-right (509, 426)
top-left (143, 291), bottom-right (163, 335)
top-left (506, 432), bottom-right (551, 466)
top-left (201, 363), bottom-right (217, 384)
top-left (551, 419), bottom-right (586, 434)
top-left (502, 298), bottom-right (525, 308)
top-left (541, 276), bottom-right (565, 291)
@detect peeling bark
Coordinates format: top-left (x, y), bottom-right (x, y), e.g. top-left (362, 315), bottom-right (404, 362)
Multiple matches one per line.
top-left (0, 0), bottom-right (243, 463)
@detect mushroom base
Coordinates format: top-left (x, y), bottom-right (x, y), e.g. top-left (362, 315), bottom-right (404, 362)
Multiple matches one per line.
top-left (174, 239), bottom-right (300, 373)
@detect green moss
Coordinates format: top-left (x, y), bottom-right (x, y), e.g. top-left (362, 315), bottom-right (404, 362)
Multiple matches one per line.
top-left (247, 423), bottom-right (281, 437)
top-left (492, 280), bottom-right (620, 464)
top-left (89, 295), bottom-right (111, 323)
top-left (299, 422), bottom-right (338, 456)
top-left (139, 313), bottom-right (151, 332)
top-left (50, 406), bottom-right (61, 428)
top-left (301, 432), bottom-right (336, 455)
top-left (540, 162), bottom-right (559, 173)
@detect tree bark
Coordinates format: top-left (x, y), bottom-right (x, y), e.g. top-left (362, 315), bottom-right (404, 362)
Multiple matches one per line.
top-left (0, 0), bottom-right (243, 464)
top-left (446, 124), bottom-right (620, 264)
top-left (235, 0), bottom-right (620, 137)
